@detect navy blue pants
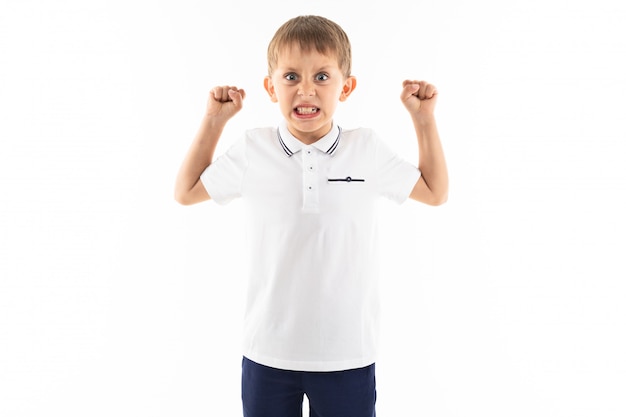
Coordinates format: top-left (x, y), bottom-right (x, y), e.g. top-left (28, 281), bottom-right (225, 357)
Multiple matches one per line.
top-left (242, 357), bottom-right (376, 417)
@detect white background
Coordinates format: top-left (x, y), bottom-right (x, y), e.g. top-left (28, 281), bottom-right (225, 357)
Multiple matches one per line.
top-left (1, 0), bottom-right (625, 416)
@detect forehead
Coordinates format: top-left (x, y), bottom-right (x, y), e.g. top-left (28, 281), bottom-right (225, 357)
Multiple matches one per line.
top-left (274, 44), bottom-right (341, 68)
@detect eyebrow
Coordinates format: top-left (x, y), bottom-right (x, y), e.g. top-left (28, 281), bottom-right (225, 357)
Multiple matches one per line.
top-left (280, 66), bottom-right (336, 74)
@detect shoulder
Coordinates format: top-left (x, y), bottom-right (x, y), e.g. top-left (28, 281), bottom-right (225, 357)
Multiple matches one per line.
top-left (244, 126), bottom-right (277, 141)
top-left (337, 126), bottom-right (382, 152)
top-left (340, 126), bottom-right (376, 139)
top-left (237, 126), bottom-right (285, 159)
top-left (225, 126), bottom-right (277, 151)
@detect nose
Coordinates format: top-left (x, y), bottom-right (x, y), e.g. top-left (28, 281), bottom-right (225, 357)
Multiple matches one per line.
top-left (297, 80), bottom-right (315, 97)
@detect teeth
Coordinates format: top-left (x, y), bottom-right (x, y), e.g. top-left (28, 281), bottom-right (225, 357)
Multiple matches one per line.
top-left (296, 107), bottom-right (318, 114)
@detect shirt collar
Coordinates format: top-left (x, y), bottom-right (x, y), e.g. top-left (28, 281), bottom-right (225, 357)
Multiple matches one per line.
top-left (277, 120), bottom-right (341, 157)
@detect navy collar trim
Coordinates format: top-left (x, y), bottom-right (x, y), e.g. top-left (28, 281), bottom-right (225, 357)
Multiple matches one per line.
top-left (277, 122), bottom-right (342, 157)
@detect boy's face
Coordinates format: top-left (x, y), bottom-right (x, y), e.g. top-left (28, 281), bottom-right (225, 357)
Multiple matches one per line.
top-left (264, 44), bottom-right (356, 145)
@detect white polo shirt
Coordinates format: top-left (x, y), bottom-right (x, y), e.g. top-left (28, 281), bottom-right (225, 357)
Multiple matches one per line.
top-left (201, 120), bottom-right (420, 372)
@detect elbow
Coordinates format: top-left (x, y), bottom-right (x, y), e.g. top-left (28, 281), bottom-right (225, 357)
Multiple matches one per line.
top-left (429, 193), bottom-right (448, 206)
top-left (174, 194), bottom-right (187, 206)
top-left (174, 190), bottom-right (193, 206)
top-left (428, 189), bottom-right (448, 206)
top-left (174, 184), bottom-right (210, 206)
top-left (434, 194), bottom-right (448, 206)
top-left (429, 179), bottom-right (449, 206)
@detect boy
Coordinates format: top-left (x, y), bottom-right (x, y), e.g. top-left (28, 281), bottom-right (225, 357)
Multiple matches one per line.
top-left (175, 15), bottom-right (447, 417)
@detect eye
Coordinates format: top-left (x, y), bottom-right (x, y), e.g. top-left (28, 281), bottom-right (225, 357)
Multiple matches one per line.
top-left (315, 73), bottom-right (329, 81)
top-left (284, 73), bottom-right (298, 81)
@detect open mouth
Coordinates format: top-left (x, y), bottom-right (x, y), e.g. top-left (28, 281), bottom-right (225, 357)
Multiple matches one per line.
top-left (295, 107), bottom-right (319, 115)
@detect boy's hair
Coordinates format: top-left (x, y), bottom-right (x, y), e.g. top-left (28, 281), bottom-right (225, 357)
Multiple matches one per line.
top-left (267, 15), bottom-right (352, 78)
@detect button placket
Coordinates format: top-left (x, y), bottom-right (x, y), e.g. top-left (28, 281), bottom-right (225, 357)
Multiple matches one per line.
top-left (302, 147), bottom-right (319, 212)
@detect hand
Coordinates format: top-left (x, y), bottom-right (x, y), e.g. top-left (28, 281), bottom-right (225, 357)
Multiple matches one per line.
top-left (400, 80), bottom-right (437, 117)
top-left (205, 85), bottom-right (246, 122)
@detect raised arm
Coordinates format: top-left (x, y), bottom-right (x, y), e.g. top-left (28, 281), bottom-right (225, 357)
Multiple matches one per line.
top-left (174, 86), bottom-right (245, 205)
top-left (400, 80), bottom-right (448, 206)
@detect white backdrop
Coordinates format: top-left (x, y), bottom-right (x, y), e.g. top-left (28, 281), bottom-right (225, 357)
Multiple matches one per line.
top-left (1, 0), bottom-right (625, 416)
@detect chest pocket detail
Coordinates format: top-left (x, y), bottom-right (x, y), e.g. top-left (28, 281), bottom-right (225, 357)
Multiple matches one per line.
top-left (328, 176), bottom-right (365, 183)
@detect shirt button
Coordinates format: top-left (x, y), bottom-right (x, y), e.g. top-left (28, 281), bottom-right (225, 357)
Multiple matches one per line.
top-left (306, 150), bottom-right (312, 155)
top-left (308, 166), bottom-right (314, 171)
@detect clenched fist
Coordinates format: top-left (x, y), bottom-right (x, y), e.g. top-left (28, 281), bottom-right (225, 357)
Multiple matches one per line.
top-left (400, 80), bottom-right (437, 117)
top-left (206, 85), bottom-right (246, 122)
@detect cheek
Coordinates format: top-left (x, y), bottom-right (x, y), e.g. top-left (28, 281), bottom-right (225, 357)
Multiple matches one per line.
top-left (275, 85), bottom-right (293, 99)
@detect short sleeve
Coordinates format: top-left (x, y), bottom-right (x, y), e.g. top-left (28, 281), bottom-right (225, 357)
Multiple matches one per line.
top-left (200, 137), bottom-right (248, 205)
top-left (375, 134), bottom-right (421, 204)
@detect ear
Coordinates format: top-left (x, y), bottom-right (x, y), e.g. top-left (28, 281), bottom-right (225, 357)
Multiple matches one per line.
top-left (339, 76), bottom-right (357, 102)
top-left (264, 76), bottom-right (278, 103)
